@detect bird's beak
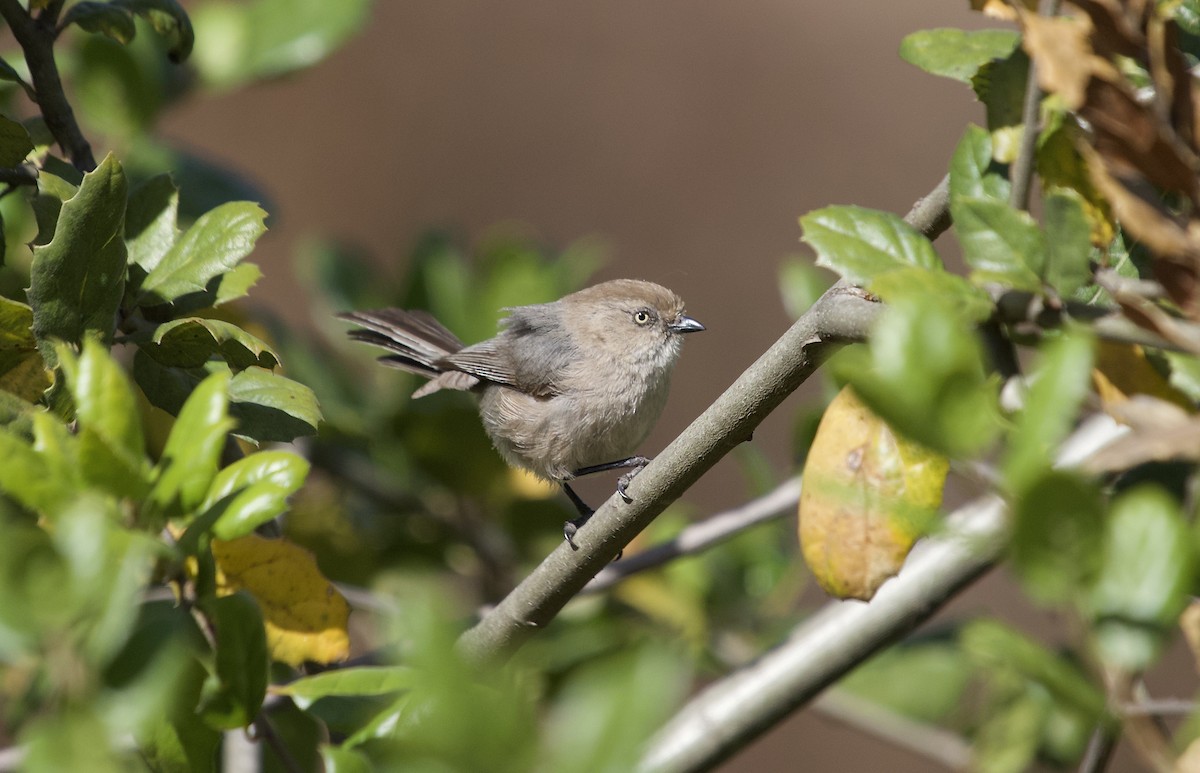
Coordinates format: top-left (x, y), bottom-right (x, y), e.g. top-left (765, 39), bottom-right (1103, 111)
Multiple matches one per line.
top-left (670, 315), bottom-right (705, 334)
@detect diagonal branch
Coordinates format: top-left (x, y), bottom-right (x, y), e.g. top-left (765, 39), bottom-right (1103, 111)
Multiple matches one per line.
top-left (456, 176), bottom-right (952, 663)
top-left (0, 0), bottom-right (95, 171)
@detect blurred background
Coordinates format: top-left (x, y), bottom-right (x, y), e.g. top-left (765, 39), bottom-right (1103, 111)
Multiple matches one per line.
top-left (151, 2), bottom-right (1029, 770)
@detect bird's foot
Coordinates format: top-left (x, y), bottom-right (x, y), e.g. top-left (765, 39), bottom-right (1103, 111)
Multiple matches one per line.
top-left (615, 457), bottom-right (651, 503)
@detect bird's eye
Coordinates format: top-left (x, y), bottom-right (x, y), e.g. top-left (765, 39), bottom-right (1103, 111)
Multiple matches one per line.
top-left (633, 309), bottom-right (654, 326)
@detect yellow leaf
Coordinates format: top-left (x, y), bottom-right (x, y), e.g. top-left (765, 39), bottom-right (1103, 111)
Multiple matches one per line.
top-left (970, 0), bottom-right (1036, 20)
top-left (213, 535), bottom-right (350, 666)
top-left (798, 387), bottom-right (948, 601)
top-left (1092, 341), bottom-right (1193, 414)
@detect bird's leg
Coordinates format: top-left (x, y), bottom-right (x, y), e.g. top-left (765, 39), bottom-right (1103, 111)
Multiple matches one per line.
top-left (573, 455), bottom-right (650, 503)
top-left (562, 482), bottom-right (594, 550)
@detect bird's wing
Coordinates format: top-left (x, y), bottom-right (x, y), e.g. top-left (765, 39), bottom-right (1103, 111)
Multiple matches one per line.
top-left (442, 303), bottom-right (576, 398)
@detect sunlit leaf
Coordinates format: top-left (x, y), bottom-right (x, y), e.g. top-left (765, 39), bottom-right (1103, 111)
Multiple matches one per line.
top-left (899, 28), bottom-right (1020, 83)
top-left (800, 205), bottom-right (941, 284)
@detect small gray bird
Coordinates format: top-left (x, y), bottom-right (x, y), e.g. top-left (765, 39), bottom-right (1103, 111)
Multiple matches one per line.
top-left (338, 278), bottom-right (704, 547)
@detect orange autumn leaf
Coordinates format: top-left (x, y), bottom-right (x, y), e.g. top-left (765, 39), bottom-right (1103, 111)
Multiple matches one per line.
top-left (799, 387), bottom-right (948, 601)
top-left (213, 535), bottom-right (350, 666)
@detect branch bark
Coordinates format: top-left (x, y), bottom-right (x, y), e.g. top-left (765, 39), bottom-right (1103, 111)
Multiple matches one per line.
top-left (457, 176), bottom-right (952, 663)
top-left (0, 0), bottom-right (96, 172)
top-left (638, 415), bottom-right (1126, 773)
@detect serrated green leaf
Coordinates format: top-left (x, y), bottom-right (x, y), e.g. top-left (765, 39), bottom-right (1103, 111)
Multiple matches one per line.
top-left (111, 0), bottom-right (194, 62)
top-left (148, 370), bottom-right (233, 518)
top-left (228, 366), bottom-right (321, 443)
top-left (125, 173), bottom-right (180, 276)
top-left (1088, 485), bottom-right (1194, 671)
top-left (138, 202), bottom-right (266, 305)
top-left (1042, 189), bottom-right (1093, 296)
top-left (950, 124), bottom-right (1010, 203)
top-left (899, 28), bottom-right (1020, 83)
top-left (0, 114), bottom-right (33, 167)
top-left (199, 592), bottom-right (268, 729)
top-left (203, 451), bottom-right (309, 539)
top-left (1011, 471), bottom-right (1105, 604)
top-left (276, 666), bottom-right (415, 710)
top-left (28, 153), bottom-right (127, 367)
top-left (1004, 330), bottom-right (1094, 493)
top-left (952, 197), bottom-right (1044, 289)
top-left (800, 205), bottom-right (941, 284)
top-left (62, 2), bottom-right (137, 45)
top-left (867, 266), bottom-right (994, 323)
top-left (145, 317), bottom-right (278, 370)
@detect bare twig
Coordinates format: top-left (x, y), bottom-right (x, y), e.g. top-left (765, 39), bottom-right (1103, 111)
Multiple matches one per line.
top-left (1010, 0), bottom-right (1064, 211)
top-left (0, 0), bottom-right (95, 171)
top-left (812, 689), bottom-right (973, 771)
top-left (1078, 725), bottom-right (1118, 773)
top-left (583, 477), bottom-right (802, 594)
top-left (456, 176), bottom-right (951, 664)
top-left (637, 415), bottom-right (1126, 773)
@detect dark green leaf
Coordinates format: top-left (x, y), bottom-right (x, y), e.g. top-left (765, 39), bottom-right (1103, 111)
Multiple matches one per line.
top-left (62, 2), bottom-right (137, 45)
top-left (1042, 189), bottom-right (1093, 296)
top-left (228, 366), bottom-right (322, 443)
top-left (28, 153), bottom-right (127, 367)
top-left (125, 173), bottom-right (180, 276)
top-left (1011, 472), bottom-right (1105, 604)
top-left (800, 205), bottom-right (941, 284)
top-left (867, 265), bottom-right (994, 323)
top-left (1003, 330), bottom-right (1095, 493)
top-left (1088, 485), bottom-right (1194, 671)
top-left (133, 347), bottom-right (205, 416)
top-left (144, 317), bottom-right (279, 370)
top-left (199, 592), bottom-right (268, 729)
top-left (0, 114), bottom-right (34, 167)
top-left (949, 124), bottom-right (1010, 203)
top-left (112, 0), bottom-right (194, 62)
top-left (952, 197), bottom-right (1044, 289)
top-left (137, 201), bottom-right (266, 305)
top-left (148, 370), bottom-right (234, 518)
top-left (972, 47), bottom-right (1030, 132)
top-left (75, 35), bottom-right (165, 141)
top-left (899, 28), bottom-right (1020, 83)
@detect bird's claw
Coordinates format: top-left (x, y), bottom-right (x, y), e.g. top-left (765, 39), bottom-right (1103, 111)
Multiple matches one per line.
top-left (563, 515), bottom-right (587, 550)
top-left (616, 459), bottom-right (650, 503)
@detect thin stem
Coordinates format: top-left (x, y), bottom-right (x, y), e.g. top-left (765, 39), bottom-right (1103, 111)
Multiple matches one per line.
top-left (1078, 726), bottom-right (1118, 773)
top-left (0, 0), bottom-right (95, 171)
top-left (1010, 0), bottom-right (1064, 211)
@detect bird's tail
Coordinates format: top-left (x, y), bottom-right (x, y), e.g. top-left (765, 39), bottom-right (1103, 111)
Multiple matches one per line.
top-left (338, 309), bottom-right (479, 396)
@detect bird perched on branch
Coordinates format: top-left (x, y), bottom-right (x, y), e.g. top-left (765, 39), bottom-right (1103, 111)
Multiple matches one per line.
top-left (339, 278), bottom-right (704, 547)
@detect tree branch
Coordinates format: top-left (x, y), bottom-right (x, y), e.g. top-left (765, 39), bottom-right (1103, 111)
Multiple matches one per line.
top-left (638, 415), bottom-right (1127, 773)
top-left (456, 177), bottom-right (952, 663)
top-left (0, 0), bottom-right (95, 172)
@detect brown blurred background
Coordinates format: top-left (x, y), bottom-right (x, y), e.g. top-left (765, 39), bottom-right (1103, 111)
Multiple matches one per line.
top-left (155, 3), bottom-right (1090, 770)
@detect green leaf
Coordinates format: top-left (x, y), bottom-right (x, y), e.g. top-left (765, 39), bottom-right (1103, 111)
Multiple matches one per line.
top-left (211, 261), bottom-right (262, 306)
top-left (205, 451), bottom-right (310, 539)
top-left (228, 366), bottom-right (322, 443)
top-left (138, 201), bottom-right (266, 305)
top-left (778, 256), bottom-right (833, 320)
top-left (0, 422), bottom-right (75, 511)
top-left (1088, 485), bottom-right (1194, 671)
top-left (867, 265), bottom-right (994, 323)
top-left (21, 710), bottom-right (123, 773)
top-left (963, 619), bottom-right (1106, 718)
top-left (321, 747), bottom-right (373, 773)
top-left (144, 317), bottom-right (279, 370)
top-left (276, 666), bottom-right (416, 710)
top-left (840, 641), bottom-right (972, 724)
top-left (28, 153), bottom-right (128, 367)
top-left (148, 370), bottom-right (234, 518)
top-left (1003, 330), bottom-right (1095, 493)
top-left (971, 47), bottom-right (1030, 132)
top-left (0, 114), bottom-right (34, 167)
top-left (0, 296), bottom-right (50, 402)
top-left (1042, 189), bottom-right (1093, 296)
top-left (949, 124), bottom-right (1010, 203)
top-left (111, 0), bottom-right (194, 62)
top-left (199, 592), bottom-right (268, 729)
top-left (125, 173), bottom-right (180, 276)
top-left (800, 205), bottom-right (941, 284)
top-left (1010, 472), bottom-right (1105, 604)
top-left (133, 347), bottom-right (205, 416)
top-left (899, 28), bottom-right (1020, 83)
top-left (57, 339), bottom-right (150, 498)
top-left (62, 2), bottom-right (138, 45)
top-left (835, 298), bottom-right (1001, 458)
top-left (952, 197), bottom-right (1044, 289)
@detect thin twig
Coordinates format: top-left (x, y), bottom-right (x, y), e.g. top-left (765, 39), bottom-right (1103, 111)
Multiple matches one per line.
top-left (583, 477), bottom-right (802, 594)
top-left (1078, 725), bottom-right (1118, 773)
top-left (456, 176), bottom-right (951, 664)
top-left (1010, 0), bottom-right (1064, 211)
top-left (0, 164), bottom-right (38, 187)
top-left (0, 0), bottom-right (95, 171)
top-left (812, 690), bottom-right (973, 771)
top-left (637, 416), bottom-right (1127, 773)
